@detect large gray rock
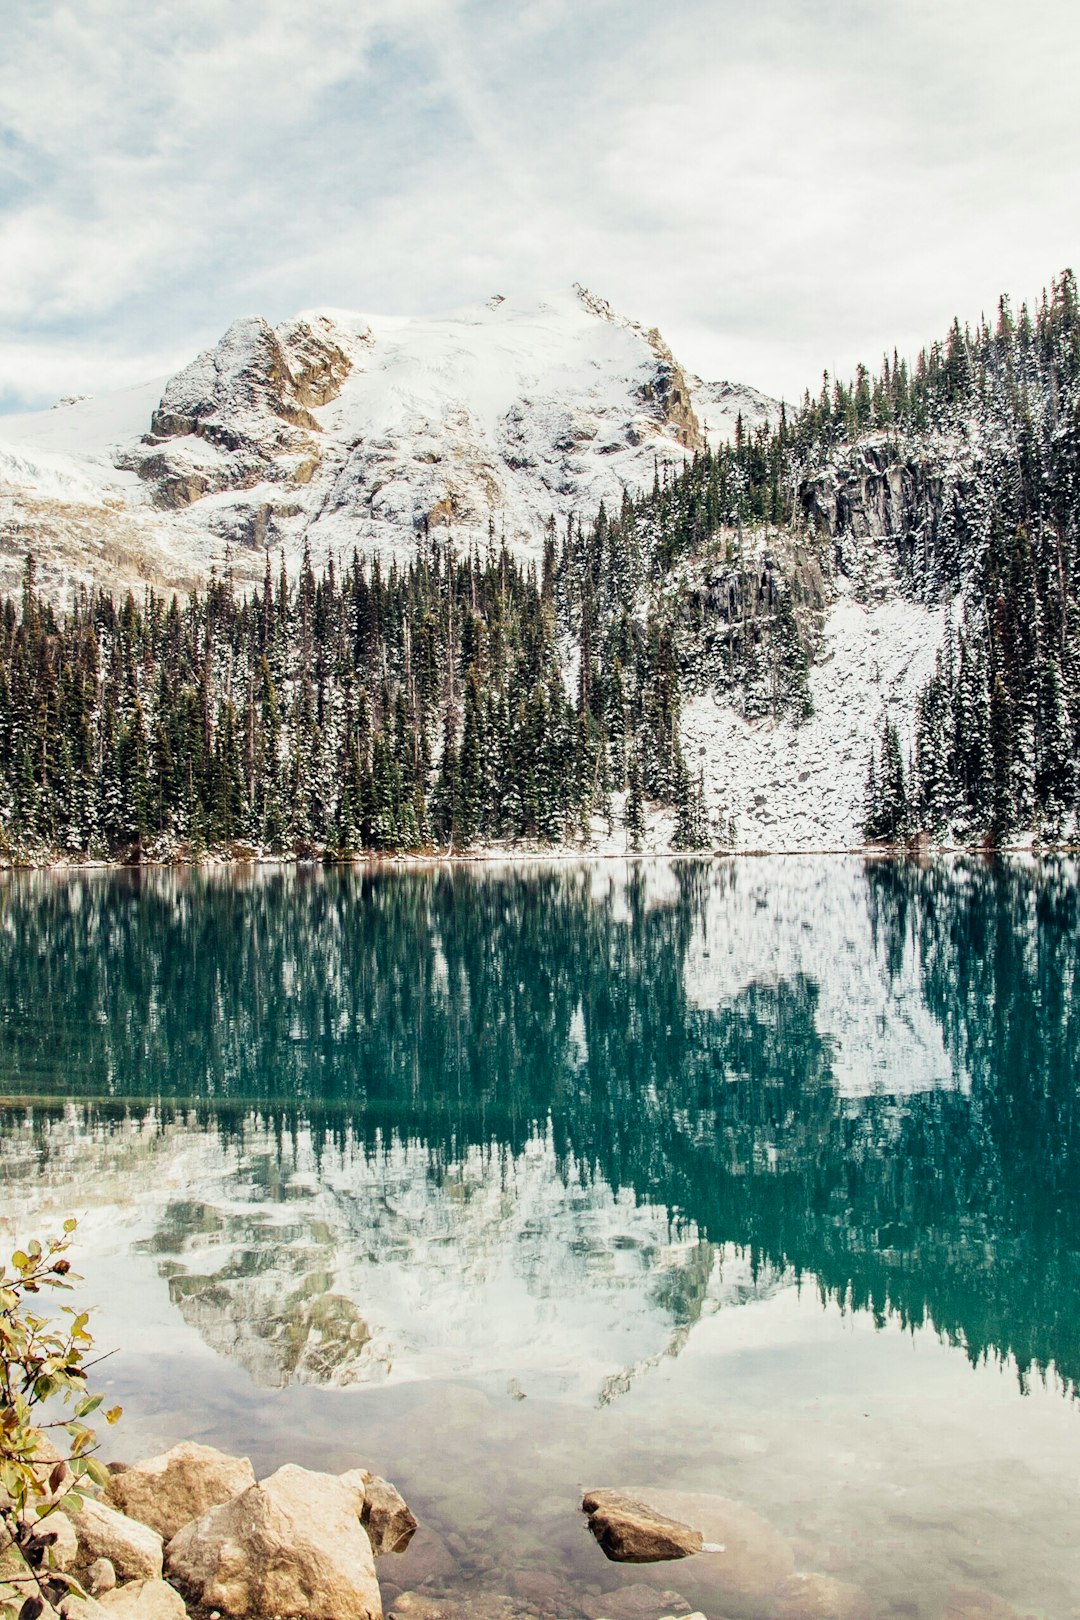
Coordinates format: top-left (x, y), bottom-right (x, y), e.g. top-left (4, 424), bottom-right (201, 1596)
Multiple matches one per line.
top-left (166, 1462), bottom-right (381, 1620)
top-left (99, 1577), bottom-right (188, 1620)
top-left (582, 1491), bottom-right (704, 1563)
top-left (339, 1469), bottom-right (418, 1556)
top-left (70, 1497), bottom-right (164, 1583)
top-left (105, 1441), bottom-right (256, 1541)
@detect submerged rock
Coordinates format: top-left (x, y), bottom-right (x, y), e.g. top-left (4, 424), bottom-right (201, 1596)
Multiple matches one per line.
top-left (386, 1595), bottom-right (520, 1620)
top-left (774, 1571), bottom-right (873, 1620)
top-left (105, 1440), bottom-right (256, 1541)
top-left (577, 1584), bottom-right (692, 1619)
top-left (582, 1490), bottom-right (704, 1563)
top-left (584, 1487), bottom-right (794, 1604)
top-left (165, 1462), bottom-right (381, 1620)
top-left (384, 1524), bottom-right (460, 1588)
top-left (943, 1590), bottom-right (1039, 1620)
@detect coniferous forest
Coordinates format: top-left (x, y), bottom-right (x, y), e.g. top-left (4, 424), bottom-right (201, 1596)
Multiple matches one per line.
top-left (1, 269), bottom-right (1079, 859)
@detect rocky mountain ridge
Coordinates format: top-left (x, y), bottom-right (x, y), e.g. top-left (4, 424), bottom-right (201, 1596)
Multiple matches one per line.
top-left (0, 286), bottom-right (775, 601)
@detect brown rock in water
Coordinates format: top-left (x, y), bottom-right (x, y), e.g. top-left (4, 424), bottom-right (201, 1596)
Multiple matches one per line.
top-left (582, 1490), bottom-right (704, 1564)
top-left (339, 1468), bottom-right (418, 1555)
top-left (577, 1584), bottom-right (692, 1619)
top-left (165, 1462), bottom-right (381, 1620)
top-left (506, 1569), bottom-right (574, 1609)
top-left (386, 1524), bottom-right (460, 1589)
top-left (99, 1578), bottom-right (187, 1620)
top-left (106, 1441), bottom-right (256, 1541)
top-left (69, 1498), bottom-right (164, 1583)
top-left (591, 1488), bottom-right (794, 1605)
top-left (774, 1572), bottom-right (873, 1620)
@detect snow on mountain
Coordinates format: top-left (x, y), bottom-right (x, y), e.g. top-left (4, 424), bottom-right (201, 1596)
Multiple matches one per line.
top-left (0, 286), bottom-right (775, 600)
top-left (689, 374), bottom-right (778, 450)
top-left (681, 573), bottom-right (950, 853)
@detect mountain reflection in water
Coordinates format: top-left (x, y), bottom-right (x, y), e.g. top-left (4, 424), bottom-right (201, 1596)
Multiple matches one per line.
top-left (0, 855), bottom-right (1077, 1403)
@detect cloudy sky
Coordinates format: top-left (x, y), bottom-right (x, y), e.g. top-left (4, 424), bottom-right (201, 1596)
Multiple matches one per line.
top-left (1, 0), bottom-right (1077, 412)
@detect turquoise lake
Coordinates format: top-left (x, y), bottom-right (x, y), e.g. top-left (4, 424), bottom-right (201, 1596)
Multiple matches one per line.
top-left (0, 857), bottom-right (1078, 1619)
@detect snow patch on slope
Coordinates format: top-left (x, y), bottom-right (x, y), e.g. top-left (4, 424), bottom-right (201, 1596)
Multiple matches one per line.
top-left (683, 578), bottom-right (947, 852)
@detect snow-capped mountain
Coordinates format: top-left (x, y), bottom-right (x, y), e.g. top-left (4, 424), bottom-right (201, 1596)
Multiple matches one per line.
top-left (0, 285), bottom-right (774, 600)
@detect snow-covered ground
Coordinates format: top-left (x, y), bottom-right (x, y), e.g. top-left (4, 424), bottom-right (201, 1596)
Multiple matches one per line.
top-left (682, 577), bottom-right (947, 852)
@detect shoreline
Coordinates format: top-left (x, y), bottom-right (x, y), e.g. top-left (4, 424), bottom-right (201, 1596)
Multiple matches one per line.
top-left (1, 837), bottom-right (1079, 874)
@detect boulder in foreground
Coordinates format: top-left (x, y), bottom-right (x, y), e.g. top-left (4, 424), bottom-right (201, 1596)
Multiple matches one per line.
top-left (166, 1461), bottom-right (381, 1620)
top-left (582, 1490), bottom-right (704, 1563)
top-left (70, 1497), bottom-right (164, 1583)
top-left (106, 1441), bottom-right (256, 1541)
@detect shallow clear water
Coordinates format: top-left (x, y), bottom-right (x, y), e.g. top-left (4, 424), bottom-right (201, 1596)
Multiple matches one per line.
top-left (0, 856), bottom-right (1078, 1619)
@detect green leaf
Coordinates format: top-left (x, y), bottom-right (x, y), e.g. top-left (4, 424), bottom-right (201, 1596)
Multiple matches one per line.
top-left (73, 1395), bottom-right (102, 1419)
top-left (82, 1457), bottom-right (110, 1489)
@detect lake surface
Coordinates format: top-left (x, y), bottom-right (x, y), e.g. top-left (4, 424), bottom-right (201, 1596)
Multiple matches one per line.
top-left (0, 857), bottom-right (1078, 1620)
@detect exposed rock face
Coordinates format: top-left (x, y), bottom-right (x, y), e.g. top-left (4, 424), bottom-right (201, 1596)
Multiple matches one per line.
top-left (339, 1469), bottom-right (418, 1555)
top-left (581, 1489), bottom-right (705, 1563)
top-left (105, 1440), bottom-right (256, 1541)
top-left (151, 315), bottom-right (353, 440)
top-left (571, 284), bottom-right (703, 452)
top-left (69, 1497), bottom-right (165, 1583)
top-left (98, 1577), bottom-right (187, 1620)
top-left (796, 435), bottom-right (982, 599)
top-left (165, 1462), bottom-right (382, 1620)
top-left (122, 314), bottom-right (356, 510)
top-left (638, 328), bottom-right (702, 453)
top-left (774, 1571), bottom-right (873, 1620)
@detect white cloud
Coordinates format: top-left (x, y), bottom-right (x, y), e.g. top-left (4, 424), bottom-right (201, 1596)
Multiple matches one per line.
top-left (0, 0), bottom-right (1077, 409)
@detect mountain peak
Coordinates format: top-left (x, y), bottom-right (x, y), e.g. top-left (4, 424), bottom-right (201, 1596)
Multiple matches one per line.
top-left (0, 289), bottom-right (775, 599)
